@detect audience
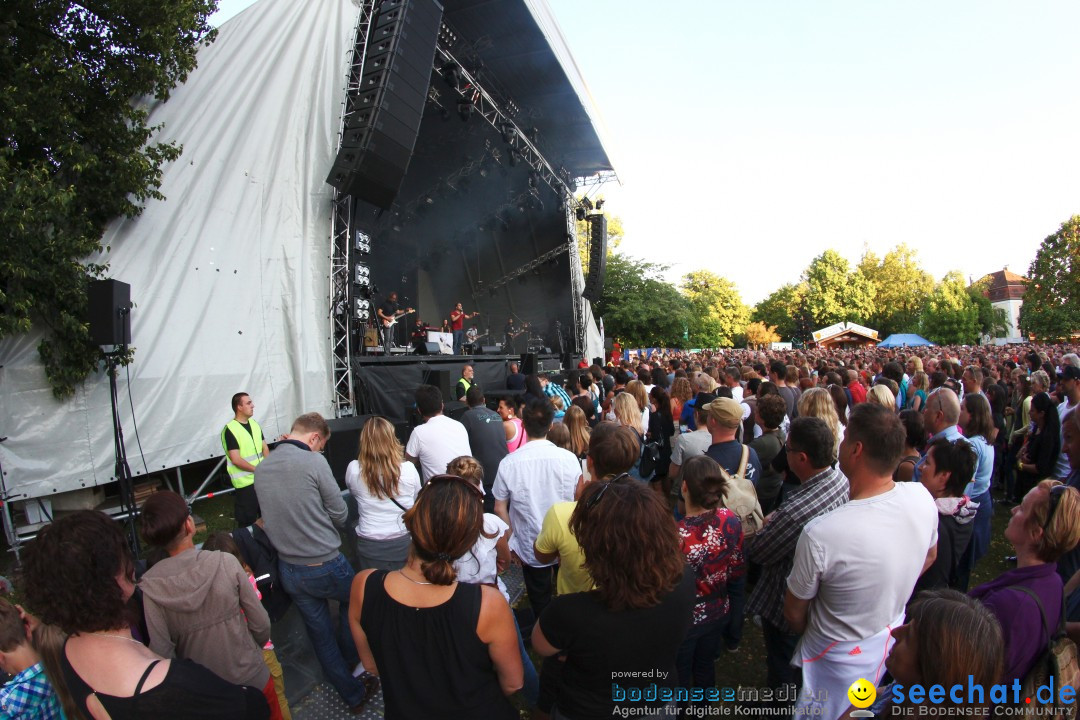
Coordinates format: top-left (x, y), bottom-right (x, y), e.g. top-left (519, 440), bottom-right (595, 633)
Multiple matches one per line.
top-left (912, 438), bottom-right (978, 594)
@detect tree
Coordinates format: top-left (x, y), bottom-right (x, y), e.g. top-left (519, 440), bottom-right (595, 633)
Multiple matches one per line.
top-left (745, 321), bottom-right (780, 349)
top-left (680, 270), bottom-right (749, 348)
top-left (858, 243), bottom-right (935, 336)
top-left (0, 1), bottom-right (217, 398)
top-left (1018, 216), bottom-right (1080, 341)
top-left (920, 271), bottom-right (981, 345)
top-left (595, 252), bottom-right (690, 348)
top-left (967, 277), bottom-right (1011, 340)
top-left (751, 283), bottom-right (807, 341)
top-left (802, 250), bottom-right (876, 329)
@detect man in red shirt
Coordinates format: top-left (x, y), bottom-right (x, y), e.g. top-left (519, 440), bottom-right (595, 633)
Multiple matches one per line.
top-left (449, 302), bottom-right (479, 355)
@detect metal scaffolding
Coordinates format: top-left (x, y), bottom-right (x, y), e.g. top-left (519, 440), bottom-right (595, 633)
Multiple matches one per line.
top-left (328, 0), bottom-right (377, 417)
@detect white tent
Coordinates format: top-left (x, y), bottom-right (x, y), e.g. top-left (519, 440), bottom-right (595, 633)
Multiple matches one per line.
top-left (0, 0), bottom-right (612, 503)
top-left (0, 0), bottom-right (357, 499)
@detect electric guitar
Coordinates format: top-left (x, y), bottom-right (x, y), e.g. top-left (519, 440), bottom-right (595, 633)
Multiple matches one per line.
top-left (380, 308), bottom-right (415, 328)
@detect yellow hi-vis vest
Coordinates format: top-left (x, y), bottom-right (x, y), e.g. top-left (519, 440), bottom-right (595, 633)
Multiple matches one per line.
top-left (221, 419), bottom-right (264, 489)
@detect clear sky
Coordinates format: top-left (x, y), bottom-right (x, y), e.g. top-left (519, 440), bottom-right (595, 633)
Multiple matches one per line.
top-left (211, 0), bottom-right (1080, 305)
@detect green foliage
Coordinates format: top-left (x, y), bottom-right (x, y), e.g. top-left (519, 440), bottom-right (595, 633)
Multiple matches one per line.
top-left (751, 283), bottom-right (807, 341)
top-left (920, 271), bottom-right (981, 345)
top-left (680, 270), bottom-right (749, 348)
top-left (858, 243), bottom-right (935, 336)
top-left (802, 250), bottom-right (876, 329)
top-left (0, 0), bottom-right (217, 398)
top-left (966, 278), bottom-right (1011, 340)
top-left (595, 252), bottom-right (690, 348)
top-left (1019, 216), bottom-right (1080, 341)
top-left (745, 321), bottom-right (780, 348)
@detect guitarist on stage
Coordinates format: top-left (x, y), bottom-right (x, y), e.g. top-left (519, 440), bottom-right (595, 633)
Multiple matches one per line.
top-left (449, 302), bottom-right (479, 355)
top-left (376, 292), bottom-right (413, 356)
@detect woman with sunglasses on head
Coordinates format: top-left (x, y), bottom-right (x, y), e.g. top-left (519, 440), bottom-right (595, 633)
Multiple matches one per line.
top-left (531, 478), bottom-right (694, 719)
top-left (969, 480), bottom-right (1080, 682)
top-left (348, 475), bottom-right (522, 719)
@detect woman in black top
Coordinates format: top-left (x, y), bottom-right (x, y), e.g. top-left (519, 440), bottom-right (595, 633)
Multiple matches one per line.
top-left (647, 386), bottom-right (676, 487)
top-left (349, 475), bottom-right (522, 719)
top-left (20, 510), bottom-right (268, 720)
top-left (1017, 392), bottom-right (1062, 498)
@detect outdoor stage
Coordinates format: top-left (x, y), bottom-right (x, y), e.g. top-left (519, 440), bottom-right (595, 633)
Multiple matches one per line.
top-left (352, 351), bottom-right (561, 424)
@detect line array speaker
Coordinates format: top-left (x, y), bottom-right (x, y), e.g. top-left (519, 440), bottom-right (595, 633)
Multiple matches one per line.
top-left (325, 0), bottom-right (444, 209)
top-left (581, 214), bottom-right (607, 302)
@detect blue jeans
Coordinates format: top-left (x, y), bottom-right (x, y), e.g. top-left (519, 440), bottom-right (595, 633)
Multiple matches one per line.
top-left (278, 554), bottom-right (367, 707)
top-left (676, 617), bottom-right (726, 690)
top-left (761, 617), bottom-right (800, 688)
top-left (513, 612), bottom-right (540, 707)
top-left (722, 575), bottom-right (747, 649)
top-left (453, 329), bottom-right (464, 355)
top-left (955, 489), bottom-right (993, 591)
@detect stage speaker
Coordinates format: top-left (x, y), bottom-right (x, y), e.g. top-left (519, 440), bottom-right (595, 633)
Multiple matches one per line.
top-left (443, 400), bottom-right (468, 421)
top-left (88, 279), bottom-right (132, 346)
top-left (413, 340), bottom-right (441, 355)
top-left (520, 353), bottom-right (538, 376)
top-left (424, 369), bottom-right (454, 402)
top-left (325, 0), bottom-right (443, 209)
top-left (581, 214), bottom-right (607, 302)
top-left (324, 415), bottom-right (375, 487)
top-left (480, 345), bottom-right (502, 355)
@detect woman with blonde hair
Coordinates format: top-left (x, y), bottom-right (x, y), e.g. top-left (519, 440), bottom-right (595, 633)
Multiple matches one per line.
top-left (563, 405), bottom-right (592, 460)
top-left (625, 380), bottom-right (650, 435)
top-left (867, 383), bottom-right (896, 411)
top-left (345, 416), bottom-right (422, 571)
top-left (797, 387), bottom-right (844, 457)
top-left (909, 371), bottom-right (929, 412)
top-left (670, 377), bottom-right (693, 423)
top-left (614, 393), bottom-right (650, 482)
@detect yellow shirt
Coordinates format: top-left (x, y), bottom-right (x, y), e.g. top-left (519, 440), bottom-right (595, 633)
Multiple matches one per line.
top-left (534, 501), bottom-right (595, 595)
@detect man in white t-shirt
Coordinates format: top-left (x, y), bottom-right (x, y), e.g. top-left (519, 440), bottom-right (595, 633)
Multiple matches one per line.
top-left (1055, 366), bottom-right (1080, 479)
top-left (493, 398), bottom-right (582, 624)
top-left (405, 384), bottom-right (472, 482)
top-left (784, 403), bottom-right (937, 720)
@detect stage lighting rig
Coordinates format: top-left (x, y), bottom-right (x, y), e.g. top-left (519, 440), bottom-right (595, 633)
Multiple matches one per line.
top-left (355, 298), bottom-right (371, 321)
top-left (355, 231), bottom-right (371, 254)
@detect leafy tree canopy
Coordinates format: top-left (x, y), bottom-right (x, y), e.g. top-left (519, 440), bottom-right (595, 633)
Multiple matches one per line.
top-left (802, 250), bottom-right (876, 329)
top-left (920, 271), bottom-right (981, 345)
top-left (751, 282), bottom-right (807, 341)
top-left (1019, 216), bottom-right (1080, 341)
top-left (0, 0), bottom-right (217, 398)
top-left (857, 243), bottom-right (934, 337)
top-left (745, 321), bottom-right (780, 349)
top-left (595, 252), bottom-right (690, 348)
top-left (680, 270), bottom-right (749, 348)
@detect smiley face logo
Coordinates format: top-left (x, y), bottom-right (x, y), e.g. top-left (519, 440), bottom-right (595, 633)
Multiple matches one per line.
top-left (848, 678), bottom-right (876, 709)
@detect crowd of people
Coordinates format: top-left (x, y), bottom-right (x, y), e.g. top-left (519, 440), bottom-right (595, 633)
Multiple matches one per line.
top-left (4, 342), bottom-right (1080, 720)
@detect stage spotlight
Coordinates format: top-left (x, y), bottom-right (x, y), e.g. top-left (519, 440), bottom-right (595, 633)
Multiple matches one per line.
top-left (575, 207), bottom-right (587, 221)
top-left (528, 171), bottom-right (539, 188)
top-left (500, 122), bottom-right (515, 145)
top-left (457, 101), bottom-right (473, 122)
top-left (529, 127), bottom-right (539, 143)
top-left (440, 61), bottom-right (461, 89)
top-left (581, 196), bottom-right (594, 211)
top-left (595, 199), bottom-right (605, 210)
top-left (354, 232), bottom-right (371, 254)
top-left (508, 149), bottom-right (518, 167)
top-left (355, 298), bottom-right (371, 321)
top-left (354, 262), bottom-right (371, 286)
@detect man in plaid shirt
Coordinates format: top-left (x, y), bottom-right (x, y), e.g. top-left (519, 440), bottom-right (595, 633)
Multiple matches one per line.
top-left (0, 601), bottom-right (61, 720)
top-left (539, 375), bottom-right (573, 417)
top-left (744, 417), bottom-right (848, 689)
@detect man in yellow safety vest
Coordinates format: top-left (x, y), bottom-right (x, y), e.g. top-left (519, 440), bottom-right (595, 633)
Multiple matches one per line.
top-left (221, 392), bottom-right (270, 526)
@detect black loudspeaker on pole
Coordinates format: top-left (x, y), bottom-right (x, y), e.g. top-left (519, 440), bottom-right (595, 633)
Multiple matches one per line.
top-left (582, 214), bottom-right (607, 302)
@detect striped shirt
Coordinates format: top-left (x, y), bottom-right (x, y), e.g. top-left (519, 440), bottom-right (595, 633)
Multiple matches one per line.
top-left (744, 466), bottom-right (849, 631)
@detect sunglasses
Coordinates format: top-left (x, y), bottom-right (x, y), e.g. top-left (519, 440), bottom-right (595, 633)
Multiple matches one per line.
top-left (421, 474), bottom-right (485, 500)
top-left (585, 472), bottom-right (631, 509)
top-left (1043, 484), bottom-right (1068, 531)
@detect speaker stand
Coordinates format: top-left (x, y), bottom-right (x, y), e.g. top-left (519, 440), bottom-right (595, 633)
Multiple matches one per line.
top-left (104, 351), bottom-right (141, 557)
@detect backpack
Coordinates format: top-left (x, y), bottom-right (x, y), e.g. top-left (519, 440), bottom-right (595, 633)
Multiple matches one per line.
top-left (717, 445), bottom-right (764, 537)
top-left (1013, 586), bottom-right (1080, 720)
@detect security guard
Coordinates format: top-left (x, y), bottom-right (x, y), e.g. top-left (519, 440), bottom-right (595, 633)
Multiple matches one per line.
top-left (221, 392), bottom-right (270, 526)
top-left (455, 363), bottom-right (478, 401)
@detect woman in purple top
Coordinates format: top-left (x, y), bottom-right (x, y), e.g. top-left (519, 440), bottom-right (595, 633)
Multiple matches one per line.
top-left (969, 480), bottom-right (1080, 681)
